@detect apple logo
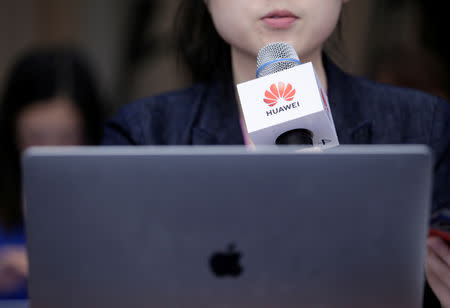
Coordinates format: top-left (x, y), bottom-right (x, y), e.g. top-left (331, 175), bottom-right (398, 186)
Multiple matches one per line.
top-left (209, 244), bottom-right (244, 278)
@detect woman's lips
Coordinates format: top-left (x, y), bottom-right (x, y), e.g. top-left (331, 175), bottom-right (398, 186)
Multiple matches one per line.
top-left (262, 10), bottom-right (299, 29)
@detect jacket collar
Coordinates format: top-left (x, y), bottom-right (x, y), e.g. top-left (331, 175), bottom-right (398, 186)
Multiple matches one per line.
top-left (191, 81), bottom-right (244, 145)
top-left (324, 56), bottom-right (373, 144)
top-left (192, 55), bottom-right (372, 145)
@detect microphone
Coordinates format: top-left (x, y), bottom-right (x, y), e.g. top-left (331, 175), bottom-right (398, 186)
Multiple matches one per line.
top-left (237, 42), bottom-right (339, 148)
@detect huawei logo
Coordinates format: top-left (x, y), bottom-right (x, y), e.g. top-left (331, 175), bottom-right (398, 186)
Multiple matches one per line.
top-left (264, 82), bottom-right (296, 107)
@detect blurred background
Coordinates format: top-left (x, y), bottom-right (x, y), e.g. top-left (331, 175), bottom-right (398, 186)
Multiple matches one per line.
top-left (0, 0), bottom-right (449, 116)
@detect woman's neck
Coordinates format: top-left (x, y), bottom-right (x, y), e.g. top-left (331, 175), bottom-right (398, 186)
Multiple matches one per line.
top-left (231, 47), bottom-right (328, 92)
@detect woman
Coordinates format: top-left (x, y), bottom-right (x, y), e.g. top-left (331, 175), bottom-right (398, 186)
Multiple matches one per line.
top-left (103, 1), bottom-right (450, 306)
top-left (0, 47), bottom-right (104, 298)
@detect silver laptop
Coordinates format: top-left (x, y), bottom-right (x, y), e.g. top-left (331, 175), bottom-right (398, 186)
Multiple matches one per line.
top-left (22, 145), bottom-right (432, 308)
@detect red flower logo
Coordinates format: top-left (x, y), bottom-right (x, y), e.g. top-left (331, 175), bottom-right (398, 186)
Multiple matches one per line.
top-left (264, 82), bottom-right (296, 107)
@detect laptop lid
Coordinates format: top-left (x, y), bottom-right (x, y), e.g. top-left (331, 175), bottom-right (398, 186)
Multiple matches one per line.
top-left (23, 145), bottom-right (432, 308)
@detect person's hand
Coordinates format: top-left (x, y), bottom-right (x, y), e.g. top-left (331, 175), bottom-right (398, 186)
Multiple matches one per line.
top-left (0, 245), bottom-right (28, 293)
top-left (426, 236), bottom-right (450, 308)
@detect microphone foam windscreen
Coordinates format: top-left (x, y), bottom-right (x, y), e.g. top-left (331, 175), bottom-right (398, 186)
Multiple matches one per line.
top-left (256, 42), bottom-right (301, 78)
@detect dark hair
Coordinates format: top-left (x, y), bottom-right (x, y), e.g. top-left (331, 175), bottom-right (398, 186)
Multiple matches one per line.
top-left (174, 0), bottom-right (232, 83)
top-left (0, 47), bottom-right (104, 230)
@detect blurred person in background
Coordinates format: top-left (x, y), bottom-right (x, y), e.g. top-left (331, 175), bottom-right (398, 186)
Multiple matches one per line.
top-left (0, 47), bottom-right (104, 299)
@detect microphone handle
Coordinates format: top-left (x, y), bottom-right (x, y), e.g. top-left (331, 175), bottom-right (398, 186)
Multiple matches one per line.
top-left (275, 129), bottom-right (314, 145)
